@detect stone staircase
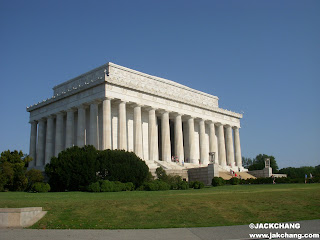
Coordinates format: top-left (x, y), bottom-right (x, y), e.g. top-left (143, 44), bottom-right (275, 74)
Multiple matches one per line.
top-left (218, 171), bottom-right (256, 180)
top-left (218, 171), bottom-right (233, 180)
top-left (237, 171), bottom-right (256, 179)
top-left (144, 159), bottom-right (256, 181)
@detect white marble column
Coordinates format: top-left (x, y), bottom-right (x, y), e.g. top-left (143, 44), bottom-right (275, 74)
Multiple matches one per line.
top-left (225, 125), bottom-right (235, 167)
top-left (36, 119), bottom-right (46, 166)
top-left (65, 109), bottom-right (75, 149)
top-left (148, 108), bottom-right (158, 161)
top-left (174, 114), bottom-right (184, 163)
top-left (102, 98), bottom-right (112, 150)
top-left (77, 105), bottom-right (86, 147)
top-left (118, 101), bottom-right (127, 150)
top-left (55, 112), bottom-right (64, 156)
top-left (161, 111), bottom-right (171, 162)
top-left (89, 102), bottom-right (98, 149)
top-left (233, 126), bottom-right (242, 167)
top-left (209, 121), bottom-right (217, 160)
top-left (199, 119), bottom-right (208, 165)
top-left (133, 105), bottom-right (143, 158)
top-left (217, 123), bottom-right (227, 167)
top-left (188, 117), bottom-right (196, 163)
top-left (45, 116), bottom-right (54, 164)
top-left (29, 121), bottom-right (37, 167)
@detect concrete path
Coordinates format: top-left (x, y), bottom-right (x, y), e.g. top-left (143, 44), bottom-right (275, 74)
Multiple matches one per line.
top-left (1, 219), bottom-right (319, 240)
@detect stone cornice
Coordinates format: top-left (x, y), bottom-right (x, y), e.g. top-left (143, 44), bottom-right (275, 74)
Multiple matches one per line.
top-left (108, 62), bottom-right (219, 100)
top-left (27, 62), bottom-right (243, 119)
top-left (26, 78), bottom-right (105, 112)
top-left (52, 64), bottom-right (108, 91)
top-left (107, 62), bottom-right (242, 119)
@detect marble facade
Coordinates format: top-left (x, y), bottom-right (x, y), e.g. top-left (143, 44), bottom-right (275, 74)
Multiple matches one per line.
top-left (27, 62), bottom-right (243, 172)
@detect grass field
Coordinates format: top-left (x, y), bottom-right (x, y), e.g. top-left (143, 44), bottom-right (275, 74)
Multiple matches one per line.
top-left (0, 184), bottom-right (319, 229)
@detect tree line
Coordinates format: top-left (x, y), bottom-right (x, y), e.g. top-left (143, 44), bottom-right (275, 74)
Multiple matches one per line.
top-left (242, 154), bottom-right (320, 178)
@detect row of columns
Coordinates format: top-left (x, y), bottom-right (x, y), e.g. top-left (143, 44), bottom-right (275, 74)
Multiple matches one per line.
top-left (29, 98), bottom-right (242, 168)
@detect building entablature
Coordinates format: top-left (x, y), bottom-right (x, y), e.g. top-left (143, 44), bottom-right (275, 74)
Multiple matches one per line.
top-left (27, 62), bottom-right (242, 120)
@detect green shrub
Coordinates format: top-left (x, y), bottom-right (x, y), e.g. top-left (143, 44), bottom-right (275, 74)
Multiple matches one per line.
top-left (154, 167), bottom-right (189, 190)
top-left (31, 182), bottom-right (50, 193)
top-left (136, 185), bottom-right (145, 191)
top-left (45, 145), bottom-right (99, 191)
top-left (26, 169), bottom-right (44, 191)
top-left (143, 180), bottom-right (170, 191)
top-left (178, 181), bottom-right (189, 190)
top-left (212, 177), bottom-right (226, 187)
top-left (229, 177), bottom-right (240, 185)
top-left (240, 178), bottom-right (247, 184)
top-left (157, 180), bottom-right (171, 190)
top-left (155, 167), bottom-right (168, 181)
top-left (113, 181), bottom-right (126, 192)
top-left (189, 181), bottom-right (204, 189)
top-left (88, 182), bottom-right (100, 192)
top-left (100, 180), bottom-right (114, 192)
top-left (167, 175), bottom-right (183, 190)
top-left (146, 171), bottom-right (155, 182)
top-left (253, 177), bottom-right (271, 184)
top-left (246, 178), bottom-right (255, 184)
top-left (45, 146), bottom-right (150, 191)
top-left (289, 178), bottom-right (301, 183)
top-left (125, 182), bottom-right (134, 191)
top-left (97, 150), bottom-right (149, 187)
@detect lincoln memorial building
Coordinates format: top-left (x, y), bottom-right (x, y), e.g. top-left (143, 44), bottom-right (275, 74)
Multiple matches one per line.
top-left (27, 62), bottom-right (245, 175)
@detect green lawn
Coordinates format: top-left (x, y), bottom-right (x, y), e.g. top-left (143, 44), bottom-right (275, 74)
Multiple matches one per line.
top-left (0, 184), bottom-right (319, 229)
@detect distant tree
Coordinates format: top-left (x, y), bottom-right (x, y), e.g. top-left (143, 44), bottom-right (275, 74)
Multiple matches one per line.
top-left (0, 150), bottom-right (32, 191)
top-left (248, 154), bottom-right (279, 173)
top-left (279, 166), bottom-right (318, 179)
top-left (242, 157), bottom-right (253, 169)
top-left (315, 165), bottom-right (320, 176)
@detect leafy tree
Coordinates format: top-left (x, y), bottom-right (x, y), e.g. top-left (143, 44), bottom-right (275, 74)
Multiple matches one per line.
top-left (248, 154), bottom-right (279, 172)
top-left (279, 166), bottom-right (318, 179)
top-left (26, 169), bottom-right (44, 191)
top-left (155, 167), bottom-right (168, 181)
top-left (242, 157), bottom-right (253, 169)
top-left (45, 146), bottom-right (150, 191)
top-left (315, 165), bottom-right (320, 176)
top-left (97, 149), bottom-right (149, 187)
top-left (0, 150), bottom-right (31, 191)
top-left (45, 145), bottom-right (99, 191)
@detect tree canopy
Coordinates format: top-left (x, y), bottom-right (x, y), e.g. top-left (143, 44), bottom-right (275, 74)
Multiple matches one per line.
top-left (0, 150), bottom-right (32, 191)
top-left (279, 165), bottom-right (320, 178)
top-left (246, 154), bottom-right (279, 172)
top-left (45, 146), bottom-right (150, 191)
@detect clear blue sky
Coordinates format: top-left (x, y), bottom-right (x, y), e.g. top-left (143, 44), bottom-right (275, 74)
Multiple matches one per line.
top-left (1, 0), bottom-right (319, 169)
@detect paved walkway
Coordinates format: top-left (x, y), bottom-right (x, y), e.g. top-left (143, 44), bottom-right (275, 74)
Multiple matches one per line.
top-left (1, 219), bottom-right (319, 240)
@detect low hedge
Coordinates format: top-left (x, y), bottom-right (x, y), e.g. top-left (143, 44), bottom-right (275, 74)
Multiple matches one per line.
top-left (218, 176), bottom-right (320, 185)
top-left (87, 180), bottom-right (134, 192)
top-left (189, 181), bottom-right (204, 189)
top-left (212, 177), bottom-right (226, 187)
top-left (228, 177), bottom-right (240, 185)
top-left (142, 180), bottom-right (171, 191)
top-left (31, 182), bottom-right (51, 193)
